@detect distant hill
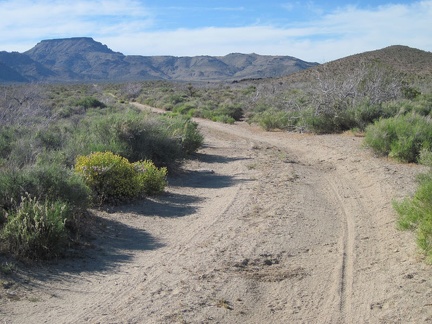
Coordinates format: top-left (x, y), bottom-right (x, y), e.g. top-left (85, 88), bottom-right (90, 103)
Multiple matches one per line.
top-left (0, 37), bottom-right (319, 83)
top-left (0, 61), bottom-right (27, 82)
top-left (329, 45), bottom-right (432, 76)
top-left (281, 45), bottom-right (432, 85)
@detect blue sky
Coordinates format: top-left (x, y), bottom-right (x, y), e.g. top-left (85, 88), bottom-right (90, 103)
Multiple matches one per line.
top-left (0, 0), bottom-right (431, 62)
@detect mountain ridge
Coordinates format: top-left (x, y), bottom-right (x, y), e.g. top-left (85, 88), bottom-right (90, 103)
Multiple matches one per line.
top-left (0, 37), bottom-right (318, 83)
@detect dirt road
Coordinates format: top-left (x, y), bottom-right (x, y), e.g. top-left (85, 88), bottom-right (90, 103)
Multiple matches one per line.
top-left (1, 109), bottom-right (432, 323)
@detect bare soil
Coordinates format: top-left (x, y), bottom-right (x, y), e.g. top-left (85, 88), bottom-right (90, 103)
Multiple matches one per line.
top-left (1, 107), bottom-right (432, 323)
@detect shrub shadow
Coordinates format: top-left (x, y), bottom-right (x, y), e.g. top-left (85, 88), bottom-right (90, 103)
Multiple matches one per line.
top-left (11, 212), bottom-right (164, 283)
top-left (109, 192), bottom-right (202, 218)
top-left (171, 170), bottom-right (240, 189)
top-left (191, 151), bottom-right (251, 164)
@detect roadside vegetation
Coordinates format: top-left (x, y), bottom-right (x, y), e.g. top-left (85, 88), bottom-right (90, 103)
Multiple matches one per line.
top-left (0, 84), bottom-right (203, 260)
top-left (108, 58), bottom-right (432, 262)
top-left (1, 51), bottom-right (432, 263)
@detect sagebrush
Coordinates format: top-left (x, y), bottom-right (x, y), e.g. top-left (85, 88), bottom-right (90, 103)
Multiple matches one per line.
top-left (1, 196), bottom-right (70, 259)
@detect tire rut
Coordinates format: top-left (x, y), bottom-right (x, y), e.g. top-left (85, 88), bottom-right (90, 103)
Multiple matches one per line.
top-left (3, 108), bottom-right (431, 323)
top-left (325, 175), bottom-right (356, 323)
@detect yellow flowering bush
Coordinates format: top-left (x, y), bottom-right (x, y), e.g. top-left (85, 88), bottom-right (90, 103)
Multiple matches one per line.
top-left (133, 160), bottom-right (167, 195)
top-left (75, 152), bottom-right (141, 203)
top-left (75, 152), bottom-right (167, 203)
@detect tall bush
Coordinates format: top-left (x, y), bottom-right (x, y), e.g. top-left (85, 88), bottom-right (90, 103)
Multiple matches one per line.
top-left (75, 152), bottom-right (141, 203)
top-left (1, 196), bottom-right (70, 259)
top-left (394, 172), bottom-right (432, 262)
top-left (364, 114), bottom-right (432, 162)
top-left (67, 110), bottom-right (203, 169)
top-left (250, 110), bottom-right (291, 131)
top-left (75, 152), bottom-right (168, 204)
top-left (0, 163), bottom-right (90, 212)
top-left (133, 160), bottom-right (167, 195)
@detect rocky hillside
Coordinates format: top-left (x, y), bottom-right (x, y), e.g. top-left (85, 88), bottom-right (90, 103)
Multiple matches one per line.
top-left (0, 37), bottom-right (318, 83)
top-left (281, 45), bottom-right (432, 85)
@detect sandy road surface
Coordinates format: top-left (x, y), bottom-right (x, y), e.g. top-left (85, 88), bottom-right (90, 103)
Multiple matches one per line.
top-left (1, 105), bottom-right (432, 323)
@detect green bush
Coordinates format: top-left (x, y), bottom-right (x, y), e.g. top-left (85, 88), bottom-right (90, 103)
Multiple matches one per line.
top-left (212, 115), bottom-right (235, 124)
top-left (1, 196), bottom-right (70, 259)
top-left (114, 114), bottom-right (183, 167)
top-left (169, 94), bottom-right (187, 105)
top-left (133, 160), bottom-right (167, 195)
top-left (0, 170), bottom-right (24, 211)
top-left (35, 125), bottom-right (69, 150)
top-left (364, 114), bottom-right (432, 162)
top-left (0, 163), bottom-right (91, 212)
top-left (164, 117), bottom-right (204, 155)
top-left (394, 172), bottom-right (432, 262)
top-left (75, 152), bottom-right (168, 203)
top-left (402, 86), bottom-right (421, 100)
top-left (346, 102), bottom-right (384, 131)
top-left (251, 110), bottom-right (291, 131)
top-left (75, 152), bottom-right (141, 203)
top-left (215, 104), bottom-right (244, 121)
top-left (172, 103), bottom-right (196, 117)
top-left (419, 149), bottom-right (432, 167)
top-left (67, 110), bottom-right (203, 170)
top-left (380, 94), bottom-right (432, 117)
top-left (64, 115), bottom-right (125, 164)
top-left (0, 126), bottom-right (16, 159)
top-left (27, 162), bottom-right (91, 208)
top-left (253, 95), bottom-right (431, 134)
top-left (74, 96), bottom-right (106, 109)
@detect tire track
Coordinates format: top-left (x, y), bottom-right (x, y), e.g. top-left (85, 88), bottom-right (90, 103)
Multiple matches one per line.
top-left (4, 106), bottom-right (429, 323)
top-left (326, 175), bottom-right (355, 323)
top-left (68, 139), bottom-right (251, 323)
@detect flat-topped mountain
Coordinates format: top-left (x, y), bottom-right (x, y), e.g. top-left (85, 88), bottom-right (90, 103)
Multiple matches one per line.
top-left (0, 37), bottom-right (318, 83)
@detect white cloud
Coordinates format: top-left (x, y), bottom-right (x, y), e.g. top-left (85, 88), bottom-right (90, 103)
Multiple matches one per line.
top-left (0, 0), bottom-right (153, 51)
top-left (281, 3), bottom-right (295, 11)
top-left (103, 1), bottom-right (432, 62)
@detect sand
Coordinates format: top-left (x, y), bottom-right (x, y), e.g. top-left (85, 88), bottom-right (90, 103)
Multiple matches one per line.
top-left (1, 105), bottom-right (431, 323)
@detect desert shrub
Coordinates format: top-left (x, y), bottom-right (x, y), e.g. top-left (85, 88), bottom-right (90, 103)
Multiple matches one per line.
top-left (114, 114), bottom-right (184, 167)
top-left (402, 86), bottom-right (421, 100)
top-left (0, 163), bottom-right (91, 212)
top-left (251, 110), bottom-right (291, 131)
top-left (379, 94), bottom-right (432, 118)
top-left (394, 172), bottom-right (432, 262)
top-left (172, 103), bottom-right (196, 117)
top-left (74, 96), bottom-right (106, 109)
top-left (163, 117), bottom-right (204, 155)
top-left (215, 104), bottom-right (244, 121)
top-left (5, 131), bottom-right (38, 168)
top-left (169, 94), bottom-right (187, 105)
top-left (302, 108), bottom-right (354, 134)
top-left (75, 151), bottom-right (167, 203)
top-left (364, 114), bottom-right (432, 162)
top-left (75, 152), bottom-right (141, 203)
top-left (0, 170), bottom-right (24, 211)
top-left (67, 110), bottom-right (202, 169)
top-left (0, 126), bottom-right (16, 160)
top-left (295, 95), bottom-right (432, 134)
top-left (419, 149), bottom-right (432, 167)
top-left (67, 113), bottom-right (127, 158)
top-left (1, 196), bottom-right (70, 259)
top-left (346, 102), bottom-right (385, 131)
top-left (133, 160), bottom-right (167, 195)
top-left (212, 115), bottom-right (235, 124)
top-left (26, 162), bottom-right (91, 208)
top-left (242, 85), bottom-right (257, 95)
top-left (34, 124), bottom-right (72, 151)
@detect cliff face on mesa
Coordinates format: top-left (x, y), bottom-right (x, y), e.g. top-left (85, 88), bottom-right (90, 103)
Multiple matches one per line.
top-left (0, 37), bottom-right (318, 83)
